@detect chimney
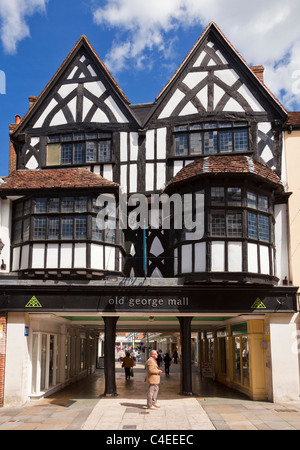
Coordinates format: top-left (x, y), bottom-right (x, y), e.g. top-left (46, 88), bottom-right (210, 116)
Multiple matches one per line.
top-left (28, 96), bottom-right (37, 109)
top-left (251, 65), bottom-right (264, 83)
top-left (8, 115), bottom-right (21, 174)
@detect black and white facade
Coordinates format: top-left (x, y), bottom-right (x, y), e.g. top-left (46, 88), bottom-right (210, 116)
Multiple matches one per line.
top-left (0, 23), bottom-right (299, 406)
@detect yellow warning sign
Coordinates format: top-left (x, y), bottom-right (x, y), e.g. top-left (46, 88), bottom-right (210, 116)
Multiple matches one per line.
top-left (25, 296), bottom-right (42, 308)
top-left (251, 298), bottom-right (266, 309)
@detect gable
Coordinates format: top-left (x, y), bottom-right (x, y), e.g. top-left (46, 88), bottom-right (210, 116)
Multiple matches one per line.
top-left (15, 37), bottom-right (138, 135)
top-left (151, 24), bottom-right (286, 123)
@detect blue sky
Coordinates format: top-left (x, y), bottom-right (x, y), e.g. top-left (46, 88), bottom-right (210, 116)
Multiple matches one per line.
top-left (1, 0), bottom-right (300, 176)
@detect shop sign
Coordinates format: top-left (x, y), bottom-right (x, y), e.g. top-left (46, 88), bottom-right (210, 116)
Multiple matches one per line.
top-left (231, 322), bottom-right (247, 336)
top-left (201, 362), bottom-right (214, 378)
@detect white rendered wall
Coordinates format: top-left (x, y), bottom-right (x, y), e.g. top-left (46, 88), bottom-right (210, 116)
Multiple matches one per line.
top-left (4, 313), bottom-right (30, 406)
top-left (274, 204), bottom-right (289, 284)
top-left (267, 314), bottom-right (300, 402)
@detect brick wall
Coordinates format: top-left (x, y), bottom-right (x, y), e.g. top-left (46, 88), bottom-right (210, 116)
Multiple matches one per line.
top-left (0, 314), bottom-right (7, 407)
top-left (8, 123), bottom-right (17, 175)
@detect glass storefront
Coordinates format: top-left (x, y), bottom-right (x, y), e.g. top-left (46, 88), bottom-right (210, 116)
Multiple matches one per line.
top-left (232, 323), bottom-right (249, 387)
top-left (31, 332), bottom-right (59, 395)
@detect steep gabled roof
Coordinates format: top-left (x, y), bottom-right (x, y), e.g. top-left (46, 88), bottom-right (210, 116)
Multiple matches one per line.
top-left (11, 35), bottom-right (141, 135)
top-left (142, 22), bottom-right (287, 126)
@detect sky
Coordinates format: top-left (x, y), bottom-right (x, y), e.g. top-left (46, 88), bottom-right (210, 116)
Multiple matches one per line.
top-left (1, 0), bottom-right (300, 176)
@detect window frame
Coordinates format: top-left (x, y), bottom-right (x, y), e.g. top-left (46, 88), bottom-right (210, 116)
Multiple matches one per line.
top-left (173, 121), bottom-right (250, 157)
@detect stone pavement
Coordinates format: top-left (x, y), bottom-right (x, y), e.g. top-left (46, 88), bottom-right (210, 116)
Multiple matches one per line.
top-left (0, 361), bottom-right (300, 431)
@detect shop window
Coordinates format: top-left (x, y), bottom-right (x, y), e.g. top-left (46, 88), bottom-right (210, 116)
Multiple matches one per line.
top-left (31, 333), bottom-right (58, 395)
top-left (232, 324), bottom-right (249, 387)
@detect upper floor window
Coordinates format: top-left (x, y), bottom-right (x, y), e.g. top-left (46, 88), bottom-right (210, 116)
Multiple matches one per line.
top-left (12, 195), bottom-right (117, 245)
top-left (46, 132), bottom-right (112, 166)
top-left (174, 122), bottom-right (249, 157)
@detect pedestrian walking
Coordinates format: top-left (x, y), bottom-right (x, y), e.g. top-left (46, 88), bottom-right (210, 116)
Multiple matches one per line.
top-left (163, 352), bottom-right (172, 375)
top-left (173, 348), bottom-right (178, 364)
top-left (122, 352), bottom-right (134, 380)
top-left (145, 350), bottom-right (162, 409)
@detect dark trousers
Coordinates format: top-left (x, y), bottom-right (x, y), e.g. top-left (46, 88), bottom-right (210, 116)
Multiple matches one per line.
top-left (125, 367), bottom-right (131, 379)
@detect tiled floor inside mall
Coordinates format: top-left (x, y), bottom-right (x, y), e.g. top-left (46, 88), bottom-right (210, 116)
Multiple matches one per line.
top-left (1, 360), bottom-right (300, 430)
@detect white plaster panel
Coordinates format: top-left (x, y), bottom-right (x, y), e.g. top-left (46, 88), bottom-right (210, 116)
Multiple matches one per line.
top-left (156, 128), bottom-right (167, 159)
top-left (120, 165), bottom-right (127, 193)
top-left (228, 242), bottom-right (242, 272)
top-left (129, 164), bottom-right (137, 193)
top-left (103, 164), bottom-right (113, 181)
top-left (238, 84), bottom-right (265, 112)
top-left (46, 244), bottom-right (59, 269)
top-left (146, 163), bottom-right (154, 191)
top-left (130, 133), bottom-right (139, 160)
top-left (12, 247), bottom-right (20, 271)
top-left (158, 89), bottom-right (185, 119)
top-left (105, 245), bottom-right (115, 271)
top-left (20, 245), bottom-right (29, 270)
top-left (87, 64), bottom-right (97, 77)
top-left (156, 162), bottom-right (166, 190)
top-left (193, 50), bottom-right (206, 67)
top-left (104, 96), bottom-right (128, 123)
top-left (214, 69), bottom-right (239, 87)
top-left (66, 96), bottom-right (77, 122)
top-left (84, 81), bottom-right (106, 97)
top-left (211, 241), bottom-right (225, 271)
top-left (173, 160), bottom-right (184, 177)
top-left (57, 83), bottom-right (78, 98)
top-left (260, 245), bottom-right (270, 274)
top-left (182, 72), bottom-right (207, 89)
top-left (91, 243), bottom-right (104, 270)
top-left (120, 132), bottom-right (128, 162)
top-left (196, 85), bottom-right (208, 110)
top-left (32, 244), bottom-right (45, 269)
top-left (74, 243), bottom-right (86, 268)
top-left (179, 102), bottom-right (198, 116)
top-left (67, 66), bottom-right (77, 80)
top-left (25, 155), bottom-right (39, 170)
top-left (247, 243), bottom-right (258, 273)
top-left (213, 84), bottom-right (226, 109)
top-left (60, 243), bottom-right (72, 268)
top-left (223, 97), bottom-right (245, 112)
top-left (33, 98), bottom-right (58, 128)
top-left (215, 50), bottom-right (228, 64)
top-left (90, 108), bottom-right (109, 123)
top-left (146, 130), bottom-right (155, 160)
top-left (82, 96), bottom-right (93, 121)
top-left (181, 244), bottom-right (193, 274)
top-left (50, 110), bottom-right (67, 127)
top-left (194, 242), bottom-right (206, 272)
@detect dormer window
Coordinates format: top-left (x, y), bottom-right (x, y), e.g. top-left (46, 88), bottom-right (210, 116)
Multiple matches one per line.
top-left (174, 122), bottom-right (249, 156)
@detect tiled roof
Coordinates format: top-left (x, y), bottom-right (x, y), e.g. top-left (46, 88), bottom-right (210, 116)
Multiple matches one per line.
top-left (0, 168), bottom-right (118, 192)
top-left (168, 155), bottom-right (282, 188)
top-left (285, 112), bottom-right (300, 127)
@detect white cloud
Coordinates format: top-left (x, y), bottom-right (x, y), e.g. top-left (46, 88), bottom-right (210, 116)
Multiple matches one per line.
top-left (92, 0), bottom-right (300, 109)
top-left (0, 0), bottom-right (48, 54)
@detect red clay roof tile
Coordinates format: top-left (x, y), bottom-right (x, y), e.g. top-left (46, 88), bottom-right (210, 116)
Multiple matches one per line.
top-left (0, 168), bottom-right (118, 192)
top-left (169, 155), bottom-right (282, 188)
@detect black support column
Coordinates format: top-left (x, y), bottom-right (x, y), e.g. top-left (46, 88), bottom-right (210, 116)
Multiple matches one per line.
top-left (177, 316), bottom-right (194, 396)
top-left (103, 316), bottom-right (119, 396)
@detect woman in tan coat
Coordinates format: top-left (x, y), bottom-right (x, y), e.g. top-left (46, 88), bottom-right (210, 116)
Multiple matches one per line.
top-left (145, 350), bottom-right (162, 409)
top-left (122, 352), bottom-right (134, 380)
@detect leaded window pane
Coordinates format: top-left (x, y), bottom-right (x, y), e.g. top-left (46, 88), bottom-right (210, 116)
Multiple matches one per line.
top-left (75, 197), bottom-right (88, 212)
top-left (61, 143), bottom-right (72, 164)
top-left (258, 215), bottom-right (269, 242)
top-left (211, 187), bottom-right (225, 205)
top-left (99, 140), bottom-right (112, 161)
top-left (204, 130), bottom-right (218, 154)
top-left (175, 134), bottom-right (188, 156)
top-left (247, 192), bottom-right (257, 209)
top-left (74, 143), bottom-right (85, 164)
top-left (48, 217), bottom-right (60, 240)
top-left (234, 128), bottom-right (248, 152)
top-left (75, 216), bottom-right (87, 239)
top-left (258, 195), bottom-right (268, 212)
top-left (92, 216), bottom-right (103, 241)
top-left (220, 130), bottom-right (233, 152)
top-left (33, 217), bottom-right (46, 239)
top-left (86, 141), bottom-right (97, 162)
top-left (35, 198), bottom-right (47, 213)
top-left (227, 213), bottom-right (242, 237)
top-left (190, 133), bottom-right (202, 154)
top-left (248, 213), bottom-right (257, 239)
top-left (61, 217), bottom-right (73, 239)
top-left (227, 188), bottom-right (241, 206)
top-left (61, 197), bottom-right (74, 213)
top-left (211, 212), bottom-right (225, 236)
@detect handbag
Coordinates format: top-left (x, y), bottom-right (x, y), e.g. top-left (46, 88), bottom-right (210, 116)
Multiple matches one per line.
top-left (130, 368), bottom-right (134, 377)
